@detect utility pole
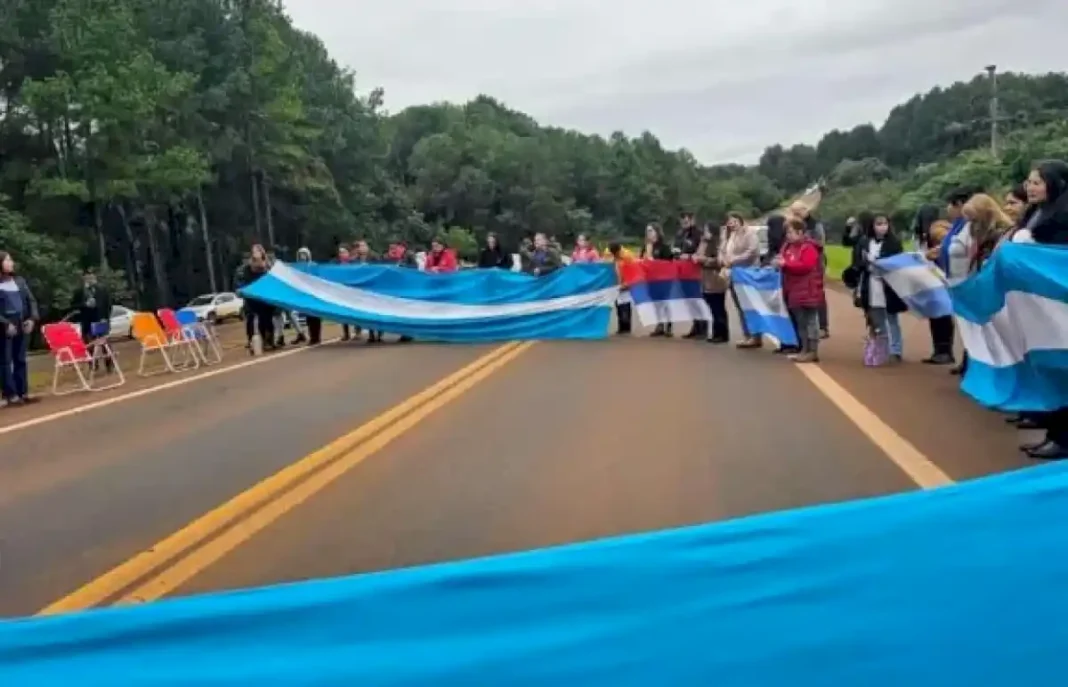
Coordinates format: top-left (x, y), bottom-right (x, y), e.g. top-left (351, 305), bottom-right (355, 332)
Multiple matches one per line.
top-left (985, 65), bottom-right (998, 156)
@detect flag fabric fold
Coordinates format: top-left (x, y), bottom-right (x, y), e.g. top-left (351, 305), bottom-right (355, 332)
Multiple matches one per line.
top-left (729, 266), bottom-right (799, 347)
top-left (239, 262), bottom-right (619, 342)
top-left (874, 252), bottom-right (953, 319)
top-left (952, 243), bottom-right (1068, 411)
top-left (620, 260), bottom-right (711, 327)
top-left (4, 462), bottom-right (1068, 685)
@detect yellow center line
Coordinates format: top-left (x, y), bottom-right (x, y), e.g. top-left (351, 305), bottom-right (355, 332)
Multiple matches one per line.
top-left (38, 341), bottom-right (532, 616)
top-left (794, 365), bottom-right (955, 489)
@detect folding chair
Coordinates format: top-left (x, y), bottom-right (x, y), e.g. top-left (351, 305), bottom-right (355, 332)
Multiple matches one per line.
top-left (156, 309), bottom-right (202, 371)
top-left (41, 322), bottom-right (125, 395)
top-left (176, 308), bottom-right (223, 364)
top-left (131, 312), bottom-right (185, 376)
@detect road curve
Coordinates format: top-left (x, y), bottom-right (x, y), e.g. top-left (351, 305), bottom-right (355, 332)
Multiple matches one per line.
top-left (0, 296), bottom-right (1033, 618)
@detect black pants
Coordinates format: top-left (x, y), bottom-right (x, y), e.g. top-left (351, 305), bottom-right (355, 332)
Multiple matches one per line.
top-left (929, 316), bottom-right (955, 357)
top-left (80, 320), bottom-right (113, 372)
top-left (306, 316), bottom-right (322, 344)
top-left (245, 299), bottom-right (275, 344)
top-left (1044, 408), bottom-right (1068, 446)
top-left (616, 302), bottom-right (632, 334)
top-left (703, 292), bottom-right (729, 340)
top-left (0, 328), bottom-right (28, 400)
top-left (818, 300), bottom-right (829, 332)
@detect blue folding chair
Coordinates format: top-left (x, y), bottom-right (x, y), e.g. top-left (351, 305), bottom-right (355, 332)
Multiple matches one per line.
top-left (176, 308), bottom-right (223, 364)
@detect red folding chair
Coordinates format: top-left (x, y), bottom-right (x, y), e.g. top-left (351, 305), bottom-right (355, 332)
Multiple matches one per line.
top-left (41, 322), bottom-right (125, 395)
top-left (156, 308), bottom-right (200, 371)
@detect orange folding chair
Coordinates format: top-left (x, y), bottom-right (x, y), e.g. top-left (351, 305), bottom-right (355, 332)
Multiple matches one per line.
top-left (132, 312), bottom-right (194, 376)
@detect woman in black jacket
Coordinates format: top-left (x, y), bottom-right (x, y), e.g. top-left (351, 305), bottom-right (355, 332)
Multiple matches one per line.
top-left (477, 233), bottom-right (512, 269)
top-left (844, 213), bottom-right (908, 362)
top-left (0, 251), bottom-right (39, 405)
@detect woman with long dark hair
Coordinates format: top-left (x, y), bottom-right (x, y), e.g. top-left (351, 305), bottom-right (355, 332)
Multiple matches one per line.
top-left (477, 233), bottom-right (512, 269)
top-left (235, 244), bottom-right (276, 355)
top-left (1016, 161), bottom-right (1068, 460)
top-left (641, 223), bottom-right (674, 337)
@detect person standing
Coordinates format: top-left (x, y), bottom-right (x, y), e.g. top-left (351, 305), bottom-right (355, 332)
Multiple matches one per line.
top-left (425, 237), bottom-right (458, 273)
top-left (0, 251), bottom-right (39, 405)
top-left (70, 268), bottom-right (114, 372)
top-left (477, 233), bottom-right (512, 269)
top-left (521, 233), bottom-right (562, 276)
top-left (235, 244), bottom-right (276, 355)
top-left (722, 213), bottom-right (761, 348)
top-left (640, 223), bottom-right (675, 337)
top-left (694, 224), bottom-right (729, 343)
top-left (570, 234), bottom-right (601, 263)
top-left (674, 211), bottom-right (705, 339)
top-left (773, 218), bottom-right (824, 363)
top-left (351, 239), bottom-right (382, 342)
top-left (848, 214), bottom-right (907, 363)
top-left (939, 188), bottom-right (978, 375)
top-left (333, 244), bottom-right (355, 342)
top-left (606, 243), bottom-right (636, 335)
top-left (789, 201), bottom-right (829, 339)
top-left (294, 247), bottom-right (321, 345)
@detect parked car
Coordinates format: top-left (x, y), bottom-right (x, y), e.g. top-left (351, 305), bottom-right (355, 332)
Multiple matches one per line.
top-left (184, 292), bottom-right (244, 323)
top-left (60, 305), bottom-right (136, 340)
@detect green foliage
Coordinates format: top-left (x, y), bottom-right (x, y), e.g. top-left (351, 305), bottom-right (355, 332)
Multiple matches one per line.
top-left (0, 197), bottom-right (78, 319)
top-left (440, 226), bottom-right (479, 261)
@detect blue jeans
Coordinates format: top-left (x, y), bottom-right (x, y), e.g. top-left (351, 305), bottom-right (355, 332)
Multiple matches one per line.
top-left (868, 308), bottom-right (902, 356)
top-left (1, 327), bottom-right (29, 399)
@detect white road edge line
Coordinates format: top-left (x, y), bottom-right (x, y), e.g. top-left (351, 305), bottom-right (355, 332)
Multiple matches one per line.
top-left (0, 338), bottom-right (341, 438)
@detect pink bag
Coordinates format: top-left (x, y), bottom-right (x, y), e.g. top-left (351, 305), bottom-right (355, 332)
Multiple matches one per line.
top-left (864, 335), bottom-right (890, 367)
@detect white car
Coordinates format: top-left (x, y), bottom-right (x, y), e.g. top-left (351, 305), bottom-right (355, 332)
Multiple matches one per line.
top-left (61, 305), bottom-right (136, 340)
top-left (184, 292), bottom-right (244, 323)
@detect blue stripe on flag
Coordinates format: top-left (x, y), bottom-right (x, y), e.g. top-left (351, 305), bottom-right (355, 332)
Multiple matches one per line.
top-left (6, 462), bottom-right (1068, 684)
top-left (299, 263), bottom-right (618, 305)
top-left (628, 278), bottom-right (702, 305)
top-left (952, 243), bottom-right (1068, 411)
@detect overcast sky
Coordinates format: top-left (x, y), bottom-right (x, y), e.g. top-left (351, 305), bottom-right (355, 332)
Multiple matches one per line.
top-left (283, 0), bottom-right (1068, 164)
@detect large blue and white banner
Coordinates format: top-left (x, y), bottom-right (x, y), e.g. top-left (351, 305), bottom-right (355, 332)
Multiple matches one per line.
top-left (240, 262), bottom-right (619, 342)
top-left (953, 243), bottom-right (1068, 411)
top-left (4, 462), bottom-right (1068, 684)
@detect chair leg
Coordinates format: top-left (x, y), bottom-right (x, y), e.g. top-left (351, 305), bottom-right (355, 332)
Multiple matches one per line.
top-left (88, 342), bottom-right (125, 390)
top-left (51, 354), bottom-right (92, 396)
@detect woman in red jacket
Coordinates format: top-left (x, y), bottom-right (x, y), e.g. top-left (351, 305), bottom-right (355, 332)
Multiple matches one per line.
top-left (425, 238), bottom-right (458, 273)
top-left (773, 217), bottom-right (824, 363)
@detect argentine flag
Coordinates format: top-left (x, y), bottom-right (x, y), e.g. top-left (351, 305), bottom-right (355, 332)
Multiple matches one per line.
top-left (240, 262), bottom-right (619, 343)
top-left (953, 243), bottom-right (1068, 411)
top-left (730, 266), bottom-right (799, 347)
top-left (874, 252), bottom-right (954, 319)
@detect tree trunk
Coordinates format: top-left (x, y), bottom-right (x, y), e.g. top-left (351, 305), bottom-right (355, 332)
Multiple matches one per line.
top-left (94, 202), bottom-right (108, 269)
top-left (116, 203), bottom-right (145, 308)
top-left (144, 208), bottom-right (171, 307)
top-left (249, 167), bottom-right (263, 242)
top-left (197, 188), bottom-right (218, 293)
top-left (262, 174), bottom-right (276, 249)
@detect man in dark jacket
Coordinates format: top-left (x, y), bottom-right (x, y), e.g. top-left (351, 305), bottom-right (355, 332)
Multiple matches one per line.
top-left (70, 268), bottom-right (114, 372)
top-left (674, 211), bottom-right (705, 338)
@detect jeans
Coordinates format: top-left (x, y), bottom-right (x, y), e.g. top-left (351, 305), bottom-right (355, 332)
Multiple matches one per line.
top-left (818, 300), bottom-right (829, 332)
top-left (868, 308), bottom-right (902, 356)
top-left (790, 306), bottom-right (820, 354)
top-left (1, 327), bottom-right (29, 399)
top-left (703, 292), bottom-right (729, 340)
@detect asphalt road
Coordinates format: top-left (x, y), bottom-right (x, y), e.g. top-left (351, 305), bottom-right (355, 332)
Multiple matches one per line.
top-left (0, 292), bottom-right (1035, 618)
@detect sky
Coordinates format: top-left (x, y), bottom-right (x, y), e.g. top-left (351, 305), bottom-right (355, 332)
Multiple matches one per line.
top-left (282, 0), bottom-right (1068, 165)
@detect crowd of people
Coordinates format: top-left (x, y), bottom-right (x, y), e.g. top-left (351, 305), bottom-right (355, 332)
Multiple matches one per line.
top-left (2, 160), bottom-right (1066, 462)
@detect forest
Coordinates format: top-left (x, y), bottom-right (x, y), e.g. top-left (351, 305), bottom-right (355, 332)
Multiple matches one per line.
top-left (3, 0), bottom-right (1068, 320)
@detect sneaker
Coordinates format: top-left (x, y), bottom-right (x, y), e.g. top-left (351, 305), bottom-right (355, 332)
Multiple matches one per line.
top-left (819, 329), bottom-right (830, 340)
top-left (6, 397), bottom-right (24, 407)
top-left (707, 336), bottom-right (729, 344)
top-left (793, 352), bottom-right (819, 363)
top-left (19, 395), bottom-right (39, 405)
top-left (736, 338), bottom-right (761, 349)
top-left (922, 353), bottom-right (954, 365)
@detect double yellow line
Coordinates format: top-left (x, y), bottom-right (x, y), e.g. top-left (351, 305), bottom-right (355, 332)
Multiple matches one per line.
top-left (38, 341), bottom-right (534, 616)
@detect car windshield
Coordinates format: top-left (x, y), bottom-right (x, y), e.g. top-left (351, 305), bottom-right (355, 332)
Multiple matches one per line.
top-left (188, 295), bottom-right (215, 306)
